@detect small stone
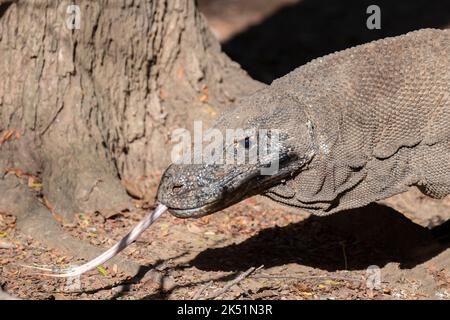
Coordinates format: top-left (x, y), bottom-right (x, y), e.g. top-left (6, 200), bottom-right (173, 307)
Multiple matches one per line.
top-left (0, 240), bottom-right (16, 249)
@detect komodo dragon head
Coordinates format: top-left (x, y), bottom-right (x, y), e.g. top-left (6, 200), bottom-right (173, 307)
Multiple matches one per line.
top-left (157, 93), bottom-right (317, 218)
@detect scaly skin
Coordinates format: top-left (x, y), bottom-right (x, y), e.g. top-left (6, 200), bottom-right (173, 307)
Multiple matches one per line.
top-left (157, 29), bottom-right (450, 218)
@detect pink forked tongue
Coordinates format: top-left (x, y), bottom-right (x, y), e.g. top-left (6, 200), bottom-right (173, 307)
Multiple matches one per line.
top-left (22, 204), bottom-right (167, 278)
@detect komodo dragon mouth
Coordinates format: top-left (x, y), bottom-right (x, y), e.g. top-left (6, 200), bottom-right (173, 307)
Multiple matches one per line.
top-left (157, 149), bottom-right (312, 218)
top-left (157, 164), bottom-right (293, 218)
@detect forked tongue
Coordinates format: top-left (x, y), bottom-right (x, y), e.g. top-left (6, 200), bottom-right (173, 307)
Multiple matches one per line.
top-left (23, 204), bottom-right (167, 278)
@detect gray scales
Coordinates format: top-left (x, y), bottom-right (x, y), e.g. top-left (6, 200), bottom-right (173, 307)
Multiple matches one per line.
top-left (29, 29), bottom-right (450, 278)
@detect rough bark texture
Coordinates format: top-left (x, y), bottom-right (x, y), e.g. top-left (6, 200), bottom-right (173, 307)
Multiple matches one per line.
top-left (0, 0), bottom-right (261, 221)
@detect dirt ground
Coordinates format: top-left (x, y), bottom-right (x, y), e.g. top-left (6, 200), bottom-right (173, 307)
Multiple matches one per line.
top-left (1, 175), bottom-right (449, 300)
top-left (1, 0), bottom-right (449, 300)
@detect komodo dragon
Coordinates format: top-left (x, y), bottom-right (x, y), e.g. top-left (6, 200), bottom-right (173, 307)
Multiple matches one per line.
top-left (30, 29), bottom-right (449, 277)
top-left (158, 28), bottom-right (450, 217)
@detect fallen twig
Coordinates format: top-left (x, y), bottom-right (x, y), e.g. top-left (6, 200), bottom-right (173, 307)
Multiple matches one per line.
top-left (251, 273), bottom-right (362, 282)
top-left (205, 265), bottom-right (264, 300)
top-left (192, 280), bottom-right (213, 300)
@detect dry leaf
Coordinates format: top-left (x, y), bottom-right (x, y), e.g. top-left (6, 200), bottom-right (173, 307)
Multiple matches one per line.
top-left (97, 266), bottom-right (109, 276)
top-left (187, 224), bottom-right (202, 234)
top-left (159, 88), bottom-right (167, 100)
top-left (5, 167), bottom-right (24, 177)
top-left (56, 256), bottom-right (67, 264)
top-left (0, 129), bottom-right (15, 145)
top-left (199, 85), bottom-right (209, 103)
top-left (204, 105), bottom-right (217, 116)
top-left (28, 176), bottom-right (43, 191)
top-left (43, 197), bottom-right (64, 224)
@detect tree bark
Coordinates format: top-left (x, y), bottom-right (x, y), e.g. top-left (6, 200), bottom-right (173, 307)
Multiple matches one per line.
top-left (0, 0), bottom-right (262, 221)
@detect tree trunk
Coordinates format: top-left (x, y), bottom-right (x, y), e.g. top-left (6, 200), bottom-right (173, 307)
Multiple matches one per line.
top-left (0, 0), bottom-right (262, 222)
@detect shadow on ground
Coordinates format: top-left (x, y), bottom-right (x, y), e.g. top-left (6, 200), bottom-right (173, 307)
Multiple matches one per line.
top-left (223, 0), bottom-right (450, 83)
top-left (190, 203), bottom-right (449, 272)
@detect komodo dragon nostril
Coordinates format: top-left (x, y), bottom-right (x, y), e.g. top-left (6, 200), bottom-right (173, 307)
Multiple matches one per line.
top-left (172, 184), bottom-right (183, 193)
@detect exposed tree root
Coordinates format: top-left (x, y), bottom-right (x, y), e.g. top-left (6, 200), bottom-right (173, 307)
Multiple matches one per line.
top-left (0, 174), bottom-right (142, 276)
top-left (41, 147), bottom-right (132, 223)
